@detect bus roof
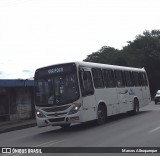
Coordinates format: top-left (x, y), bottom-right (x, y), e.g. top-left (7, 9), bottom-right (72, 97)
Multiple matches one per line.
top-left (76, 61), bottom-right (145, 72)
top-left (35, 61), bottom-right (145, 73)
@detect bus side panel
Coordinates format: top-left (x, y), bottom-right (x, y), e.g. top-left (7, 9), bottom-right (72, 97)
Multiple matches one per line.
top-left (126, 88), bottom-right (136, 112)
top-left (141, 86), bottom-right (151, 107)
top-left (94, 88), bottom-right (119, 116)
top-left (80, 94), bottom-right (97, 122)
top-left (133, 86), bottom-right (143, 107)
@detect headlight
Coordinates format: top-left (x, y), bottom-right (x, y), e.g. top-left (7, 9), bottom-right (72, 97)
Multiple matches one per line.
top-left (36, 110), bottom-right (45, 118)
top-left (68, 103), bottom-right (81, 115)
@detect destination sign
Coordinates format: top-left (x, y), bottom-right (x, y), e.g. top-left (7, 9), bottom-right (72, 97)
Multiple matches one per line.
top-left (48, 67), bottom-right (63, 74)
top-left (35, 63), bottom-right (77, 79)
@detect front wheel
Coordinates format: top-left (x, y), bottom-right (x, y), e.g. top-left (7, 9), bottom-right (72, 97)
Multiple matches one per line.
top-left (97, 105), bottom-right (106, 125)
top-left (60, 124), bottom-right (70, 129)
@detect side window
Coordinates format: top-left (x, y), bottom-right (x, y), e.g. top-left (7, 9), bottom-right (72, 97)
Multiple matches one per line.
top-left (79, 70), bottom-right (94, 96)
top-left (139, 72), bottom-right (148, 86)
top-left (92, 68), bottom-right (104, 88)
top-left (103, 69), bottom-right (116, 88)
top-left (133, 72), bottom-right (139, 86)
top-left (124, 71), bottom-right (133, 86)
top-left (115, 70), bottom-right (125, 87)
top-left (143, 73), bottom-right (148, 86)
top-left (138, 73), bottom-right (144, 86)
top-left (130, 72), bottom-right (135, 86)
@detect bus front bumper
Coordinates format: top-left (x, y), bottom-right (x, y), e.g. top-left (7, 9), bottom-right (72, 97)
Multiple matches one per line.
top-left (36, 114), bottom-right (81, 127)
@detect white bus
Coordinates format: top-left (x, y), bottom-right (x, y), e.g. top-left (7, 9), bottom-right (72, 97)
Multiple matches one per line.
top-left (34, 62), bottom-right (151, 128)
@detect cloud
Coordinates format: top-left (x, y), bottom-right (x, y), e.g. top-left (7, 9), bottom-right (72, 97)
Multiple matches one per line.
top-left (0, 71), bottom-right (3, 75)
top-left (0, 70), bottom-right (34, 79)
top-left (0, 71), bottom-right (11, 79)
top-left (0, 62), bottom-right (4, 64)
top-left (22, 70), bottom-right (34, 79)
top-left (22, 70), bottom-right (32, 73)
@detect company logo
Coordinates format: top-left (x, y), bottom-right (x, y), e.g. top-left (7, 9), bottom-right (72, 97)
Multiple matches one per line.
top-left (2, 148), bottom-right (11, 153)
top-left (129, 89), bottom-right (135, 95)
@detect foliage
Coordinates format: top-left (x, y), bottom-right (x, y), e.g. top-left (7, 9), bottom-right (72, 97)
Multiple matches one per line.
top-left (83, 30), bottom-right (160, 96)
top-left (84, 46), bottom-right (128, 66)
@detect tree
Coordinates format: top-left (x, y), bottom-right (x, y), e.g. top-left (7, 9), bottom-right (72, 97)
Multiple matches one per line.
top-left (83, 30), bottom-right (160, 96)
top-left (123, 30), bottom-right (160, 95)
top-left (84, 46), bottom-right (120, 65)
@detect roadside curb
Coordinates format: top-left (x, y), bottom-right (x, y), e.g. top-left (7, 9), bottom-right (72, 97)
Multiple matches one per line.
top-left (0, 120), bottom-right (37, 134)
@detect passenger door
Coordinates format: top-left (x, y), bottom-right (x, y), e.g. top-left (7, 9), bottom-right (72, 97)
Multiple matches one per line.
top-left (79, 67), bottom-right (97, 121)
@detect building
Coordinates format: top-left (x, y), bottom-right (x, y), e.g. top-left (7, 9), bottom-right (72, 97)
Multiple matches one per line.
top-left (0, 79), bottom-right (35, 121)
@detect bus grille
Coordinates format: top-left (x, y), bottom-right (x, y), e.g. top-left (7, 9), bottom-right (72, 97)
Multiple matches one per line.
top-left (47, 112), bottom-right (67, 117)
top-left (42, 105), bottom-right (71, 112)
top-left (48, 117), bottom-right (65, 122)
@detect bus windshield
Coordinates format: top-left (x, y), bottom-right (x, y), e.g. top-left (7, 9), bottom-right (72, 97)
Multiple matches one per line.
top-left (35, 73), bottom-right (79, 107)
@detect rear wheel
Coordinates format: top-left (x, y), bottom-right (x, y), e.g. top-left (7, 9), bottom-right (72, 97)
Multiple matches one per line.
top-left (155, 100), bottom-right (157, 105)
top-left (133, 98), bottom-right (139, 114)
top-left (97, 105), bottom-right (107, 125)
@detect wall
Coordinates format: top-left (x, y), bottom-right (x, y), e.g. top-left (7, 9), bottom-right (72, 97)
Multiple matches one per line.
top-left (10, 88), bottom-right (33, 121)
top-left (0, 87), bottom-right (35, 121)
top-left (0, 88), bottom-right (9, 118)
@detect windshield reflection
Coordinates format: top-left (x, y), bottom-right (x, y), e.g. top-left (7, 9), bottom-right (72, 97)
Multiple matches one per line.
top-left (35, 73), bottom-right (79, 106)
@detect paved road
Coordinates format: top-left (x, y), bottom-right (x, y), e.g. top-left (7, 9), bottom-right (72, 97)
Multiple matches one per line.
top-left (0, 102), bottom-right (160, 156)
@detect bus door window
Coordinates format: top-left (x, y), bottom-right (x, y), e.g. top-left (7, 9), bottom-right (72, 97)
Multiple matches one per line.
top-left (79, 70), bottom-right (94, 96)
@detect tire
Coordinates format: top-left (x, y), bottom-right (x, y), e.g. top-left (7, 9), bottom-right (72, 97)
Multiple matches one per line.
top-left (133, 99), bottom-right (139, 115)
top-left (155, 100), bottom-right (157, 105)
top-left (60, 124), bottom-right (70, 129)
top-left (97, 105), bottom-right (106, 125)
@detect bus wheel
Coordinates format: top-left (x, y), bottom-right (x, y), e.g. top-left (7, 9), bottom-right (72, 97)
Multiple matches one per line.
top-left (133, 99), bottom-right (139, 114)
top-left (60, 124), bottom-right (70, 129)
top-left (97, 105), bottom-right (106, 125)
top-left (155, 100), bottom-right (158, 105)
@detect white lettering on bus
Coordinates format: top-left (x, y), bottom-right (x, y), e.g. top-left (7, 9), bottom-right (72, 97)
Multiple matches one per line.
top-left (48, 68), bottom-right (63, 74)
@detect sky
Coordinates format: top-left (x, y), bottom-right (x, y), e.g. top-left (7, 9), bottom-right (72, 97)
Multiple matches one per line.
top-left (0, 0), bottom-right (160, 79)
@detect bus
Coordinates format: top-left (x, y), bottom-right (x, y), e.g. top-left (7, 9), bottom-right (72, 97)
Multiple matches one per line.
top-left (34, 62), bottom-right (151, 128)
